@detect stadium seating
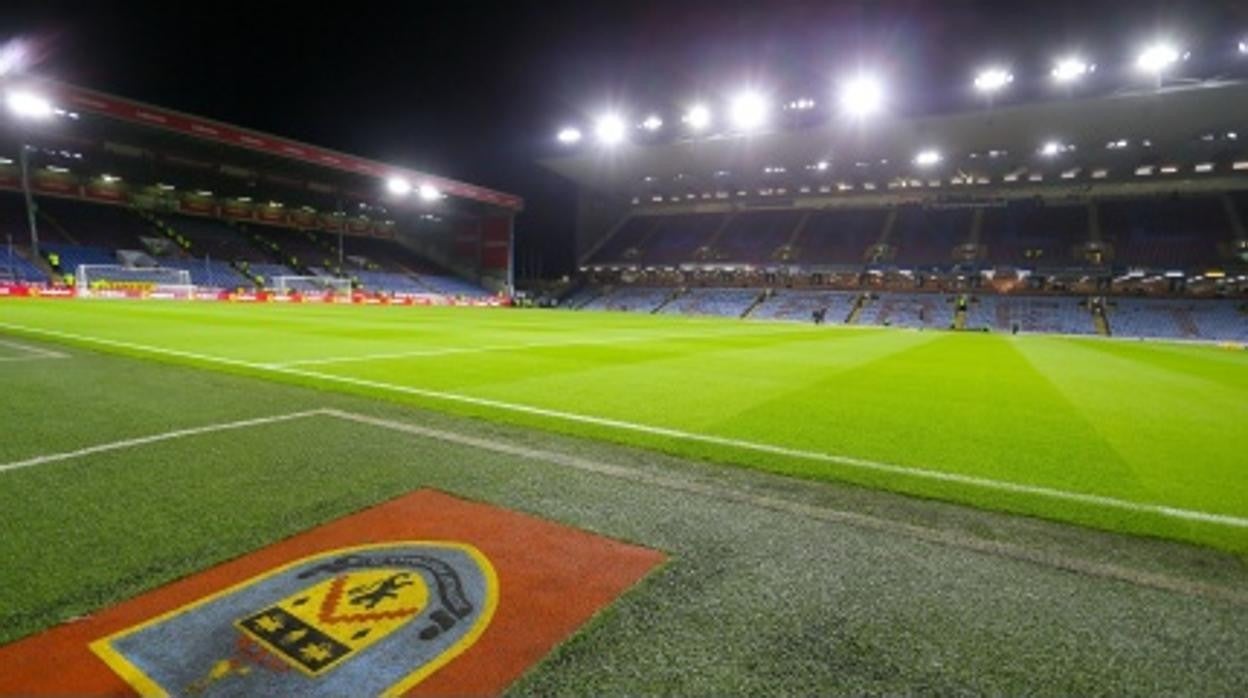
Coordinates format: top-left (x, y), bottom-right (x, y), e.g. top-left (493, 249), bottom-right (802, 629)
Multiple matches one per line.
top-left (979, 200), bottom-right (1086, 268)
top-left (749, 290), bottom-right (858, 323)
top-left (41, 243), bottom-right (117, 273)
top-left (418, 274), bottom-right (492, 298)
top-left (353, 270), bottom-right (427, 295)
top-left (247, 262), bottom-right (298, 286)
top-left (588, 216), bottom-right (656, 264)
top-left (580, 287), bottom-right (672, 313)
top-left (166, 215), bottom-right (268, 263)
top-left (793, 208), bottom-right (884, 266)
top-left (711, 211), bottom-right (802, 264)
top-left (561, 286), bottom-right (601, 309)
top-left (858, 293), bottom-right (953, 329)
top-left (965, 295), bottom-right (1095, 334)
top-left (1108, 298), bottom-right (1248, 341)
top-left (1098, 195), bottom-right (1229, 269)
top-left (0, 247), bottom-right (49, 283)
top-left (641, 214), bottom-right (727, 265)
top-left (891, 206), bottom-right (972, 267)
top-left (38, 198), bottom-right (154, 250)
top-left (660, 288), bottom-right (760, 317)
top-left (154, 257), bottom-right (250, 289)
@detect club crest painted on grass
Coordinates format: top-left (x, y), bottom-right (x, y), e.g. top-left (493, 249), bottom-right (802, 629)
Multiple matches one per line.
top-left (90, 542), bottom-right (498, 697)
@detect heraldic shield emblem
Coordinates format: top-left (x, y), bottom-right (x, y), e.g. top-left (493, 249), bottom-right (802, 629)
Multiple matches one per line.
top-left (90, 542), bottom-right (498, 697)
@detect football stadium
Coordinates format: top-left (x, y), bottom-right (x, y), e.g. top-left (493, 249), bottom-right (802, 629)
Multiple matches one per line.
top-left (2, 3), bottom-right (1247, 695)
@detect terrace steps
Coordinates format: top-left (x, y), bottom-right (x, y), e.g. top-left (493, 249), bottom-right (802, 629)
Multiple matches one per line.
top-left (740, 290), bottom-right (768, 319)
top-left (1093, 307), bottom-right (1110, 336)
top-left (846, 294), bottom-right (867, 324)
top-left (653, 288), bottom-right (684, 314)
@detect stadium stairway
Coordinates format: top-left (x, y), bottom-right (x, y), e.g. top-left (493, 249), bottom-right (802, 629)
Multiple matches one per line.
top-left (1093, 302), bottom-right (1111, 336)
top-left (652, 288), bottom-right (685, 314)
top-left (740, 290), bottom-right (769, 319)
top-left (846, 294), bottom-right (868, 324)
top-left (953, 296), bottom-right (968, 330)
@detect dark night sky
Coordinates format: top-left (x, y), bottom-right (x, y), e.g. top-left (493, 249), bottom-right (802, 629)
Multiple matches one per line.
top-left (2, 0), bottom-right (1246, 277)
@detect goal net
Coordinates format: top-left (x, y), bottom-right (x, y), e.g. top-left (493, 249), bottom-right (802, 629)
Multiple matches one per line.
top-left (75, 264), bottom-right (194, 298)
top-left (271, 275), bottom-right (353, 297)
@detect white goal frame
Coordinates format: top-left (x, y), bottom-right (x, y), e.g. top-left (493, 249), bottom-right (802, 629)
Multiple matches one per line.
top-left (75, 264), bottom-right (195, 298)
top-left (271, 275), bottom-right (353, 297)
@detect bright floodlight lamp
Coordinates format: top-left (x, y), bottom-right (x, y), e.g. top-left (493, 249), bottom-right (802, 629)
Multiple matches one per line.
top-left (973, 67), bottom-right (1013, 93)
top-left (556, 126), bottom-right (582, 144)
top-left (1051, 57), bottom-right (1092, 83)
top-left (914, 149), bottom-right (942, 167)
top-left (1240, 39), bottom-right (1248, 55)
top-left (594, 113), bottom-right (626, 146)
top-left (839, 74), bottom-right (884, 118)
top-left (6, 90), bottom-right (53, 120)
top-left (683, 104), bottom-right (711, 131)
top-left (1040, 141), bottom-right (1064, 157)
top-left (1136, 42), bottom-right (1180, 74)
top-left (418, 183), bottom-right (442, 201)
top-left (641, 114), bottom-right (663, 131)
top-left (729, 91), bottom-right (767, 131)
top-left (386, 176), bottom-right (412, 196)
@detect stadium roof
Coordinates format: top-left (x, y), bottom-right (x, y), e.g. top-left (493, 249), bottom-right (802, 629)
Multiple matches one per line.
top-left (542, 81), bottom-right (1248, 195)
top-left (9, 78), bottom-right (523, 213)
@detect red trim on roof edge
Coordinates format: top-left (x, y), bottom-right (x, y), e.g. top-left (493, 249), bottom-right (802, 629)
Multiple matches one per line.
top-left (36, 80), bottom-right (523, 212)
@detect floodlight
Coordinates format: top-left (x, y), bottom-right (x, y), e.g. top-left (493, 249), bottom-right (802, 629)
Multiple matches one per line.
top-left (729, 91), bottom-right (767, 131)
top-left (1040, 141), bottom-right (1065, 157)
top-left (556, 127), bottom-right (582, 144)
top-left (594, 113), bottom-right (626, 146)
top-left (6, 90), bottom-right (53, 120)
top-left (914, 149), bottom-right (942, 167)
top-left (1240, 39), bottom-right (1248, 55)
top-left (815, 160), bottom-right (830, 171)
top-left (386, 176), bottom-right (412, 196)
top-left (1051, 57), bottom-right (1092, 83)
top-left (641, 114), bottom-right (663, 131)
top-left (683, 104), bottom-right (712, 130)
top-left (973, 68), bottom-right (1013, 93)
top-left (418, 183), bottom-right (442, 201)
top-left (1136, 42), bottom-right (1180, 74)
top-left (839, 75), bottom-right (884, 118)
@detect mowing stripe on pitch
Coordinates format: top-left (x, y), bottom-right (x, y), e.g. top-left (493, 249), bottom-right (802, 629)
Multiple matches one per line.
top-left (0, 338), bottom-right (69, 362)
top-left (267, 325), bottom-right (825, 367)
top-left (1, 321), bottom-right (1245, 530)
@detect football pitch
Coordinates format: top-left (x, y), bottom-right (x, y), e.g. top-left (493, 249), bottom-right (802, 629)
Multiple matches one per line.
top-left (3, 299), bottom-right (1246, 552)
top-left (2, 299), bottom-right (1247, 693)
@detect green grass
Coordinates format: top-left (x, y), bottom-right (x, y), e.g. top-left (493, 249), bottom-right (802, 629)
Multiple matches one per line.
top-left (1, 298), bottom-right (1246, 554)
top-left (1, 322), bottom-right (1247, 694)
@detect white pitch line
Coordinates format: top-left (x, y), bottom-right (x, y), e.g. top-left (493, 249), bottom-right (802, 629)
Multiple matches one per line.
top-left (0, 338), bottom-right (69, 362)
top-left (2, 321), bottom-right (1246, 530)
top-left (0, 410), bottom-right (325, 474)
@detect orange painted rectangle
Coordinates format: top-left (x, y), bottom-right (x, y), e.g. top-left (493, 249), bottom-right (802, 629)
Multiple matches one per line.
top-left (0, 489), bottom-right (665, 696)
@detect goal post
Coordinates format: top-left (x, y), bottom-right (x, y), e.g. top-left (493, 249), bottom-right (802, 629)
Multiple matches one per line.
top-left (75, 264), bottom-right (194, 298)
top-left (271, 275), bottom-right (353, 297)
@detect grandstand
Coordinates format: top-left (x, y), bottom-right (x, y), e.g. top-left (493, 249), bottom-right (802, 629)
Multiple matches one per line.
top-left (0, 81), bottom-right (515, 301)
top-left (545, 77), bottom-right (1248, 342)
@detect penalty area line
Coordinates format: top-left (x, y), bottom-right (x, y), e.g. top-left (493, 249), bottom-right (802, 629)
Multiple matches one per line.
top-left (1, 321), bottom-right (1246, 530)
